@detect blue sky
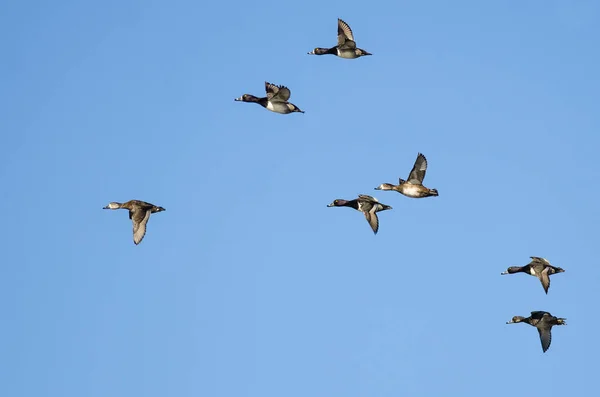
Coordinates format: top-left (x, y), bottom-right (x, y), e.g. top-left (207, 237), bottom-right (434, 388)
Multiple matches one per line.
top-left (1, 1), bottom-right (599, 396)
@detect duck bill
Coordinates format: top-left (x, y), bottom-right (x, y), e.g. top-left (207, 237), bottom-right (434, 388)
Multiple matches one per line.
top-left (234, 96), bottom-right (243, 101)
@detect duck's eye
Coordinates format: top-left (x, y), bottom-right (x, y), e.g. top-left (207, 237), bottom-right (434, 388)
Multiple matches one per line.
top-left (334, 200), bottom-right (338, 204)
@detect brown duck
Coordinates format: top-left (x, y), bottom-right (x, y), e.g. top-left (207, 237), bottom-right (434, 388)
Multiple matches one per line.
top-left (103, 200), bottom-right (165, 245)
top-left (375, 153), bottom-right (439, 198)
top-left (506, 311), bottom-right (566, 353)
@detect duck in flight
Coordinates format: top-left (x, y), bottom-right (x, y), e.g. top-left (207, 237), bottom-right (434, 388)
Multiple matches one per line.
top-left (308, 18), bottom-right (372, 59)
top-left (235, 82), bottom-right (304, 114)
top-left (501, 256), bottom-right (565, 294)
top-left (375, 153), bottom-right (439, 198)
top-left (506, 311), bottom-right (566, 353)
top-left (327, 194), bottom-right (391, 234)
top-left (103, 200), bottom-right (165, 245)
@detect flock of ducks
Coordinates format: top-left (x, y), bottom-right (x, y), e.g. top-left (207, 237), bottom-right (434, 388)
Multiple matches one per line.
top-left (327, 152), bottom-right (437, 234)
top-left (103, 18), bottom-right (568, 354)
top-left (234, 18), bottom-right (372, 115)
top-left (502, 257), bottom-right (566, 352)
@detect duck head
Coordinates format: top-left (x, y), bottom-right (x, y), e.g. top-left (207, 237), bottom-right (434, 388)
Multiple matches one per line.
top-left (506, 316), bottom-right (526, 324)
top-left (327, 199), bottom-right (348, 207)
top-left (374, 183), bottom-right (395, 191)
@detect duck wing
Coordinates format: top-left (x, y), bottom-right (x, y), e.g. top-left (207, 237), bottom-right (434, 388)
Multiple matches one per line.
top-left (407, 153), bottom-right (428, 185)
top-left (530, 311), bottom-right (548, 319)
top-left (537, 326), bottom-right (553, 353)
top-left (530, 256), bottom-right (551, 265)
top-left (337, 18), bottom-right (356, 49)
top-left (132, 209), bottom-right (151, 245)
top-left (128, 199), bottom-right (155, 208)
top-left (364, 209), bottom-right (379, 234)
top-left (539, 267), bottom-right (551, 294)
top-left (358, 194), bottom-right (378, 202)
top-left (265, 82), bottom-right (291, 101)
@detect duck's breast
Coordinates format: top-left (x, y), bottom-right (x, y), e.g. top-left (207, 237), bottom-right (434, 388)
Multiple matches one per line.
top-left (337, 48), bottom-right (358, 59)
top-left (401, 184), bottom-right (426, 197)
top-left (266, 101), bottom-right (291, 113)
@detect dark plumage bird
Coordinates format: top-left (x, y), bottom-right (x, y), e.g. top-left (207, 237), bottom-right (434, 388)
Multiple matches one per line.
top-left (375, 153), bottom-right (439, 198)
top-left (506, 311), bottom-right (566, 353)
top-left (235, 82), bottom-right (304, 114)
top-left (308, 18), bottom-right (372, 59)
top-left (501, 256), bottom-right (565, 294)
top-left (327, 194), bottom-right (392, 234)
top-left (103, 200), bottom-right (165, 245)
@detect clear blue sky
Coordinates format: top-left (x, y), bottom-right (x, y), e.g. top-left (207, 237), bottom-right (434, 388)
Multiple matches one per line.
top-left (1, 1), bottom-right (599, 396)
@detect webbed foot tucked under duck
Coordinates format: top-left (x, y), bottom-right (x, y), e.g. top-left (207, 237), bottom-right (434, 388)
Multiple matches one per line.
top-left (374, 153), bottom-right (439, 198)
top-left (235, 82), bottom-right (304, 114)
top-left (327, 194), bottom-right (392, 234)
top-left (103, 200), bottom-right (165, 245)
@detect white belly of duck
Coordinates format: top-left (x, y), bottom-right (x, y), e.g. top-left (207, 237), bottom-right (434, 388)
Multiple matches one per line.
top-left (266, 101), bottom-right (290, 114)
top-left (400, 184), bottom-right (425, 198)
top-left (337, 49), bottom-right (358, 59)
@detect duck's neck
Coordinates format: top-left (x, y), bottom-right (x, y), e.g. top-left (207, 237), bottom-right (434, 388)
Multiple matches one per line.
top-left (312, 47), bottom-right (337, 55)
top-left (257, 97), bottom-right (269, 107)
top-left (345, 200), bottom-right (359, 210)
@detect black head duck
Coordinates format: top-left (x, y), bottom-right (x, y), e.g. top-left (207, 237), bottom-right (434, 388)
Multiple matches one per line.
top-left (103, 200), bottom-right (165, 245)
top-left (235, 82), bottom-right (304, 114)
top-left (506, 311), bottom-right (566, 353)
top-left (308, 18), bottom-right (372, 59)
top-left (501, 256), bottom-right (565, 294)
top-left (327, 194), bottom-right (392, 234)
top-left (375, 153), bottom-right (439, 198)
